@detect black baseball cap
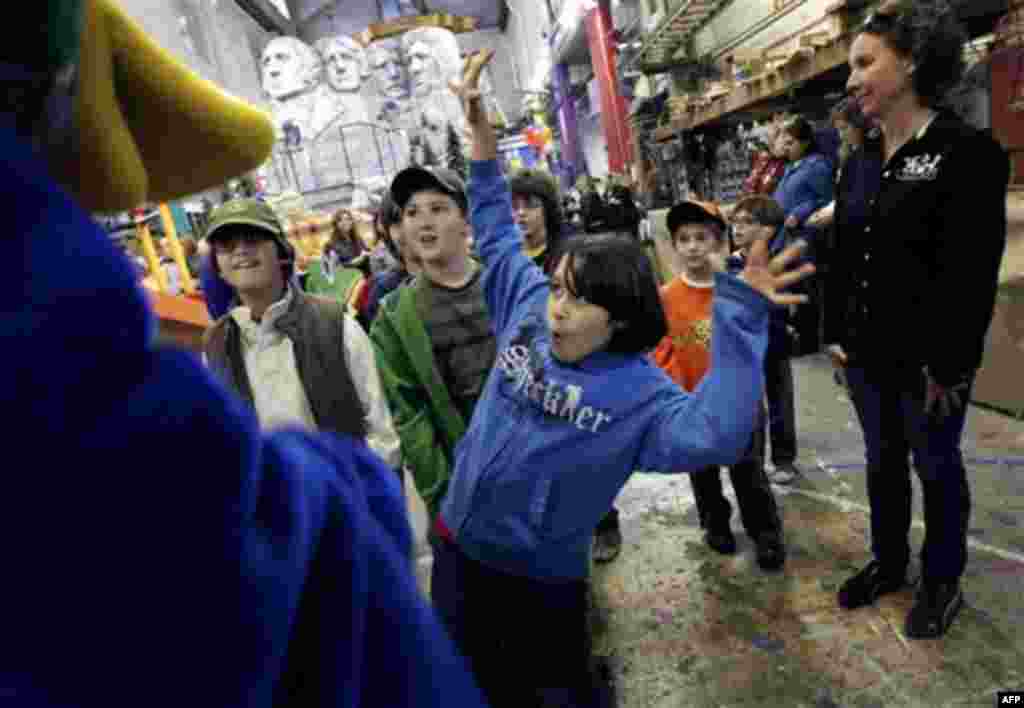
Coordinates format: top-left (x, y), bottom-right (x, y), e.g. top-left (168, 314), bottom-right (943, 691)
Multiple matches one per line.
top-left (390, 166), bottom-right (468, 214)
top-left (666, 200), bottom-right (727, 236)
top-left (378, 188), bottom-right (402, 228)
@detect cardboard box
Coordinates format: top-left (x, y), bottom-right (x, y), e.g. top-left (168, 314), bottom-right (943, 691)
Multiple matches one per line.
top-left (150, 291), bottom-right (211, 353)
top-left (972, 276), bottom-right (1024, 417)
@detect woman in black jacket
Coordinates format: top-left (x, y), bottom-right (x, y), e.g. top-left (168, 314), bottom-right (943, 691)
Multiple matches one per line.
top-left (828, 0), bottom-right (1009, 639)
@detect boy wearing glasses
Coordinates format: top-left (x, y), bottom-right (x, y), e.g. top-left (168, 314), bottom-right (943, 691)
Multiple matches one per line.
top-left (654, 199), bottom-right (786, 570)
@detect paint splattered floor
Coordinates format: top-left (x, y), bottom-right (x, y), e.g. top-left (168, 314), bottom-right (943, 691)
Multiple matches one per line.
top-left (592, 356), bottom-right (1024, 708)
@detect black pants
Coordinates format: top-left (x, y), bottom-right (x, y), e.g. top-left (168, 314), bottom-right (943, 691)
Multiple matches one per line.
top-left (764, 347), bottom-right (797, 466)
top-left (689, 409), bottom-right (781, 538)
top-left (431, 538), bottom-right (601, 708)
top-left (845, 367), bottom-right (973, 582)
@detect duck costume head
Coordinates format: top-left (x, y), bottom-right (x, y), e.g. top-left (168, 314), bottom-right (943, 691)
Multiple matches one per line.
top-left (22, 0), bottom-right (274, 212)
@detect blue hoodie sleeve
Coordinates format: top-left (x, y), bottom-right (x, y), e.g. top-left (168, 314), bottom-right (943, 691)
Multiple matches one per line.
top-left (469, 159), bottom-right (549, 337)
top-left (637, 274), bottom-right (770, 472)
top-left (199, 253), bottom-right (235, 320)
top-left (788, 156), bottom-right (834, 227)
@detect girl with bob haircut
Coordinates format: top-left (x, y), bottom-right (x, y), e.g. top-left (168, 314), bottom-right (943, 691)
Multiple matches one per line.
top-left (828, 0), bottom-right (1009, 639)
top-left (545, 231), bottom-right (668, 353)
top-left (429, 50), bottom-right (815, 707)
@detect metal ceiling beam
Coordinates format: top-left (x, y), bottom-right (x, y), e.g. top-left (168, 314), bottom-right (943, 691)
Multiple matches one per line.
top-left (234, 0), bottom-right (297, 34)
top-left (632, 0), bottom-right (732, 72)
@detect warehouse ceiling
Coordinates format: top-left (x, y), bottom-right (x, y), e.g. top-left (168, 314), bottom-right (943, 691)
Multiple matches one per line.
top-left (634, 0), bottom-right (1009, 76)
top-left (635, 0), bottom-right (735, 73)
top-left (283, 0), bottom-right (506, 32)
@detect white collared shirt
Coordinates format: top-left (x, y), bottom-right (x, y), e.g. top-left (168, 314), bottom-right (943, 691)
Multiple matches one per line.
top-left (227, 287), bottom-right (402, 468)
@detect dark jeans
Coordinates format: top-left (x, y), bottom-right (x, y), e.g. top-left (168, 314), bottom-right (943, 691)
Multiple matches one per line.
top-left (765, 347), bottom-right (797, 466)
top-left (844, 366), bottom-right (973, 582)
top-left (431, 538), bottom-right (601, 708)
top-left (690, 408), bottom-right (781, 538)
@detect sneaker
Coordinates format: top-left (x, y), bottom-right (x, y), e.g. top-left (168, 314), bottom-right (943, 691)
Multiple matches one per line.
top-left (837, 560), bottom-right (906, 610)
top-left (755, 532), bottom-right (786, 571)
top-left (592, 522), bottom-right (622, 564)
top-left (768, 463), bottom-right (802, 485)
top-left (904, 580), bottom-right (963, 639)
top-left (704, 525), bottom-right (737, 555)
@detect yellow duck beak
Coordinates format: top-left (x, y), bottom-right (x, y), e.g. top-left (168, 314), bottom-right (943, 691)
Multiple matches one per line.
top-left (58, 0), bottom-right (275, 213)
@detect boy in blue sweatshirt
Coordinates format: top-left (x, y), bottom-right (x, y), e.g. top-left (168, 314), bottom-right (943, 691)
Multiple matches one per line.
top-left (428, 50), bottom-right (815, 707)
top-left (3, 3), bottom-right (488, 706)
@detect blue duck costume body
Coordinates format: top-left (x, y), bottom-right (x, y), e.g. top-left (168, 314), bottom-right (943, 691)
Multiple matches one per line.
top-left (3, 2), bottom-right (488, 706)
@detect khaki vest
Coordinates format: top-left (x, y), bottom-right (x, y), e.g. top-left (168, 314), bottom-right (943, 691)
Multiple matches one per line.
top-left (204, 291), bottom-right (368, 439)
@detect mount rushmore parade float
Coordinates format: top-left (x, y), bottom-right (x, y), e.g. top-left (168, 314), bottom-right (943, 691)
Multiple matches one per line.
top-left (260, 19), bottom-right (505, 211)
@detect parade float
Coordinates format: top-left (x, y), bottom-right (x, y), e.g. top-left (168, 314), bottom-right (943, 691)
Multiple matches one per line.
top-left (136, 9), bottom-right (510, 352)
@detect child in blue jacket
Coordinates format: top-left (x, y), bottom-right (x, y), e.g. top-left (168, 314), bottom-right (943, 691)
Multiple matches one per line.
top-left (427, 51), bottom-right (815, 708)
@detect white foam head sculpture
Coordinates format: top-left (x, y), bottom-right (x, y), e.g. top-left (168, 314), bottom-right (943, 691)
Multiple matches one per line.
top-left (401, 27), bottom-right (462, 100)
top-left (367, 38), bottom-right (409, 101)
top-left (315, 36), bottom-right (369, 94)
top-left (262, 36), bottom-right (323, 101)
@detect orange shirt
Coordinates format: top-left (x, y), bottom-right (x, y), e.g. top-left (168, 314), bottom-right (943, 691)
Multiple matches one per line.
top-left (653, 275), bottom-right (715, 393)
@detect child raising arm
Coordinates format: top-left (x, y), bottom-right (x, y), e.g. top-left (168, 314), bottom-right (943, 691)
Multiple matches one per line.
top-left (429, 50), bottom-right (815, 708)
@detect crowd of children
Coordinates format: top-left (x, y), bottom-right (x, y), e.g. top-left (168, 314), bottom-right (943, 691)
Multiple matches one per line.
top-left (12, 0), bottom-right (1008, 705)
top-left (193, 48), bottom-right (816, 706)
top-left (186, 28), bottom-right (1005, 699)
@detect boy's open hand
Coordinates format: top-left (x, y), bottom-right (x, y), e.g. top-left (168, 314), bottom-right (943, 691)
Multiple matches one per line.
top-left (449, 49), bottom-right (494, 127)
top-left (739, 239), bottom-right (815, 306)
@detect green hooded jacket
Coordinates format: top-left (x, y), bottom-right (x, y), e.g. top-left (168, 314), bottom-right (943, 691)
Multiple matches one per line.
top-left (369, 278), bottom-right (467, 518)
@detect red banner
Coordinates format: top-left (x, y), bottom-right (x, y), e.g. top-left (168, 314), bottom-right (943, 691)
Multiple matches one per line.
top-left (584, 5), bottom-right (633, 173)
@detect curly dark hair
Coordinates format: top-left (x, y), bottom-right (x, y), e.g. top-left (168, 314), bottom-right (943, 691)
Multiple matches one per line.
top-left (780, 116), bottom-right (817, 153)
top-left (860, 0), bottom-right (967, 107)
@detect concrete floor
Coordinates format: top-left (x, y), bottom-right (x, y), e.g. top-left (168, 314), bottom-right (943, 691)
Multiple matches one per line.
top-left (592, 354), bottom-right (1024, 708)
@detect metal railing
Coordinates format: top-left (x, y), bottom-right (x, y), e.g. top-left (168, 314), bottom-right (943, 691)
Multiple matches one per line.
top-left (266, 122), bottom-right (411, 202)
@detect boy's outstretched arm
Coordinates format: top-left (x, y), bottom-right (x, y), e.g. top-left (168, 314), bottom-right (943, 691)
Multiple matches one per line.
top-left (452, 51), bottom-right (547, 335)
top-left (451, 50), bottom-right (499, 162)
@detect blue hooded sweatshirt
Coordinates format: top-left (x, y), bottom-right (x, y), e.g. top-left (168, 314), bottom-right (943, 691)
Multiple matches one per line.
top-left (439, 160), bottom-right (771, 583)
top-left (1, 123), bottom-right (487, 708)
top-left (199, 251), bottom-right (237, 320)
top-left (772, 152), bottom-right (834, 255)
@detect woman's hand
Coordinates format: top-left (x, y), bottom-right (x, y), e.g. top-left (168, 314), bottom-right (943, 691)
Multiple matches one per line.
top-left (807, 202), bottom-right (835, 228)
top-left (739, 238), bottom-right (815, 306)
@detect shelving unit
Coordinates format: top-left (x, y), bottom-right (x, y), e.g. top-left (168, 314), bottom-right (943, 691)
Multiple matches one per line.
top-left (654, 32), bottom-right (855, 141)
top-left (635, 0), bottom-right (736, 74)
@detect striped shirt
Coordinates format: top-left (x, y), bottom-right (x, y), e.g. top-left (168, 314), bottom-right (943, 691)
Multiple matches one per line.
top-left (417, 269), bottom-right (497, 423)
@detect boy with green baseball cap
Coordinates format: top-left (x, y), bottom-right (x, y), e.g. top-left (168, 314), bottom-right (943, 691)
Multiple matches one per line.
top-left (203, 197), bottom-right (400, 465)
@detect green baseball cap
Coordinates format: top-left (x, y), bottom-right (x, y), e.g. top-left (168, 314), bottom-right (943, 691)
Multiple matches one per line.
top-left (205, 198), bottom-right (295, 269)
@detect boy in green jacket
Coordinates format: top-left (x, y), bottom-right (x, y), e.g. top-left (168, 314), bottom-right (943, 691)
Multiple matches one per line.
top-left (371, 167), bottom-right (497, 520)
